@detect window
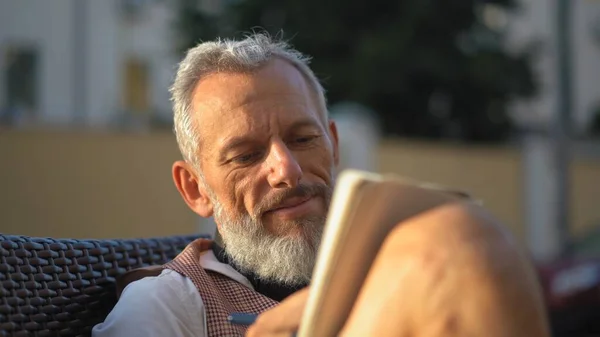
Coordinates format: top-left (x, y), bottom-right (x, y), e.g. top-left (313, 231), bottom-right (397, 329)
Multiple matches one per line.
top-left (122, 57), bottom-right (150, 115)
top-left (2, 46), bottom-right (39, 125)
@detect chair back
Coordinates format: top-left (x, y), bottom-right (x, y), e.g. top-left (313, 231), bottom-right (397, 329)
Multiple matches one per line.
top-left (0, 234), bottom-right (204, 337)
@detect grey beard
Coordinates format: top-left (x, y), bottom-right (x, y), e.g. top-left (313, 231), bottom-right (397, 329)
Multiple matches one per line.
top-left (215, 201), bottom-right (324, 286)
top-left (205, 171), bottom-right (335, 285)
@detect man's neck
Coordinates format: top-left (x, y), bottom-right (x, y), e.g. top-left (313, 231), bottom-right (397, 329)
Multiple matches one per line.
top-left (211, 243), bottom-right (307, 302)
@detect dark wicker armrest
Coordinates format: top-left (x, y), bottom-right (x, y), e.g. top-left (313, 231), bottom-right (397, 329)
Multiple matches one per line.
top-left (0, 234), bottom-right (206, 337)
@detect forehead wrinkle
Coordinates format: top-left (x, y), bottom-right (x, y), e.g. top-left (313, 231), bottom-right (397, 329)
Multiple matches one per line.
top-left (198, 86), bottom-right (310, 116)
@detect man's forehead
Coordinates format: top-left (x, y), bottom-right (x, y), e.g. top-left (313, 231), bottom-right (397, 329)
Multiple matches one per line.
top-left (218, 114), bottom-right (320, 142)
top-left (191, 59), bottom-right (312, 113)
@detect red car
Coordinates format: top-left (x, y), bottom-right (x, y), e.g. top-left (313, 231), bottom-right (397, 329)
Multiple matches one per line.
top-left (537, 233), bottom-right (600, 336)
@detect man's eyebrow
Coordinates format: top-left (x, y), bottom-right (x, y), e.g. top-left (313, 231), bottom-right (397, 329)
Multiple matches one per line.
top-left (286, 118), bottom-right (322, 133)
top-left (218, 136), bottom-right (254, 160)
top-left (217, 118), bottom-right (323, 160)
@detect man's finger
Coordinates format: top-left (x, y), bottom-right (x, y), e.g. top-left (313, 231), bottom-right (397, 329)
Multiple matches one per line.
top-left (248, 287), bottom-right (310, 335)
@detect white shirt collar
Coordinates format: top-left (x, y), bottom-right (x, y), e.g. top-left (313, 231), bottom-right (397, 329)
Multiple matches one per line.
top-left (198, 249), bottom-right (254, 290)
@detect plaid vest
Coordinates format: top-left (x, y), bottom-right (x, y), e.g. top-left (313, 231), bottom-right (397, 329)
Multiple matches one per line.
top-left (163, 238), bottom-right (279, 336)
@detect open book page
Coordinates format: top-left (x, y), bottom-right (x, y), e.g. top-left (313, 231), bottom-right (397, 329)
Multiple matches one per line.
top-left (297, 170), bottom-right (468, 337)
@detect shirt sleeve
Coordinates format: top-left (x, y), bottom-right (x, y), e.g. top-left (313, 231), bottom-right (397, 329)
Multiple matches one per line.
top-left (91, 269), bottom-right (206, 337)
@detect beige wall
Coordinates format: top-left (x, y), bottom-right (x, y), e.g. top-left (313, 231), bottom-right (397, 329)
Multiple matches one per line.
top-left (0, 129), bottom-right (197, 239)
top-left (378, 140), bottom-right (526, 241)
top-left (378, 139), bottom-right (600, 246)
top-left (1, 130), bottom-right (599, 246)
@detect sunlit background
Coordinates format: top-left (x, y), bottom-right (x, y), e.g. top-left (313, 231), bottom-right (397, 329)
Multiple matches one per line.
top-left (0, 0), bottom-right (599, 334)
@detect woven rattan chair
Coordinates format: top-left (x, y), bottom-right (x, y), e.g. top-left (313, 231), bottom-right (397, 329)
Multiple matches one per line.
top-left (0, 233), bottom-right (205, 337)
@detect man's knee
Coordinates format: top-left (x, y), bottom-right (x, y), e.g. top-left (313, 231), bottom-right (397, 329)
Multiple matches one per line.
top-left (344, 202), bottom-right (550, 337)
top-left (389, 202), bottom-right (548, 335)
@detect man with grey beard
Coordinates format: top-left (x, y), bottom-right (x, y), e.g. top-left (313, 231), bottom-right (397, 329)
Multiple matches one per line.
top-left (93, 33), bottom-right (340, 337)
top-left (93, 32), bottom-right (550, 337)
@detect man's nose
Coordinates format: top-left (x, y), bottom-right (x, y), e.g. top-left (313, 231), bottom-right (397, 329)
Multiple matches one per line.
top-left (265, 141), bottom-right (302, 189)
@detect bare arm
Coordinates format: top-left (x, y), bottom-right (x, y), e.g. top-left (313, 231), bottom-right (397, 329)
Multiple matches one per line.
top-left (341, 202), bottom-right (550, 337)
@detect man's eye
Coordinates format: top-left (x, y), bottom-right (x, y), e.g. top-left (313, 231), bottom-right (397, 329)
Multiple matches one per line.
top-left (293, 135), bottom-right (320, 144)
top-left (232, 152), bottom-right (260, 164)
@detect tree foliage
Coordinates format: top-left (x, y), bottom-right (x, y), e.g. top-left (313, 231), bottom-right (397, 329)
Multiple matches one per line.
top-left (173, 0), bottom-right (538, 142)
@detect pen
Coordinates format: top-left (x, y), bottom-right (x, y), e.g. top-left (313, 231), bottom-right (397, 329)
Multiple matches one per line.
top-left (227, 312), bottom-right (258, 326)
top-left (228, 312), bottom-right (298, 336)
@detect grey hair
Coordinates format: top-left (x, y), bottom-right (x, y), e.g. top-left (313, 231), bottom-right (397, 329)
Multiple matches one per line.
top-left (169, 33), bottom-right (328, 168)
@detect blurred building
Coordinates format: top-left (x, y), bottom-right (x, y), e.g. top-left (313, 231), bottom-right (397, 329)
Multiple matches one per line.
top-left (504, 0), bottom-right (600, 134)
top-left (1, 0), bottom-right (599, 133)
top-left (0, 0), bottom-right (183, 128)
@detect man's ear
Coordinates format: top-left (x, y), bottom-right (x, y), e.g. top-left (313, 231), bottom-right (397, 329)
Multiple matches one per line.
top-left (172, 160), bottom-right (214, 217)
top-left (328, 119), bottom-right (340, 166)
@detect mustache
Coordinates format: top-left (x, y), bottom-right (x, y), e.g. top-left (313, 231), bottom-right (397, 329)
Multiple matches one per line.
top-left (254, 183), bottom-right (331, 217)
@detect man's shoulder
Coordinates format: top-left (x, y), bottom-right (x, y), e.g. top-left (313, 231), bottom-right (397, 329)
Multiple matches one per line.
top-left (92, 269), bottom-right (206, 337)
top-left (129, 268), bottom-right (188, 286)
top-left (121, 269), bottom-right (200, 304)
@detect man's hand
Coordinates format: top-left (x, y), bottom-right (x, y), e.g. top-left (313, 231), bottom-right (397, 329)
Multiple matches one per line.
top-left (246, 287), bottom-right (310, 337)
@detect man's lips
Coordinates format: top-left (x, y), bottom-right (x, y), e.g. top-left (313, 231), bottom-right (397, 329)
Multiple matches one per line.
top-left (267, 196), bottom-right (312, 213)
top-left (264, 196), bottom-right (317, 220)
